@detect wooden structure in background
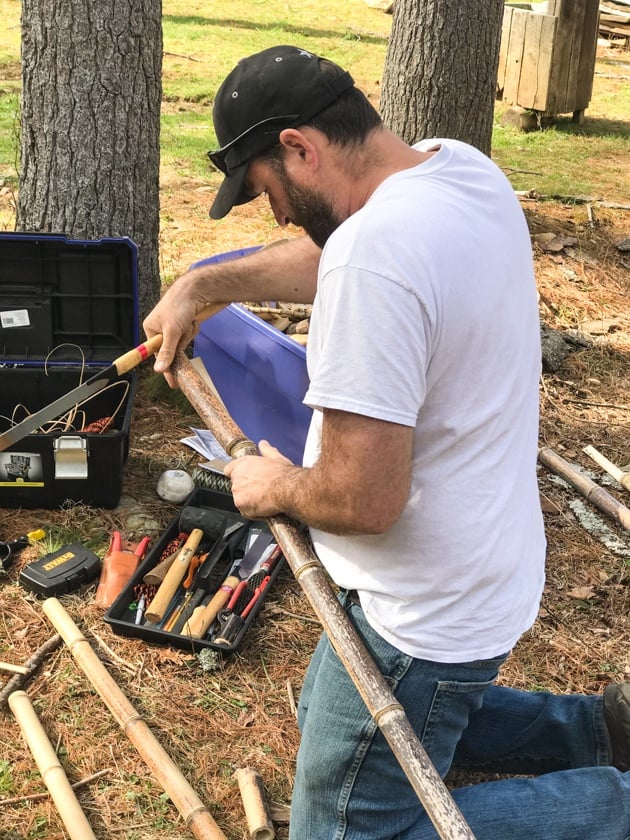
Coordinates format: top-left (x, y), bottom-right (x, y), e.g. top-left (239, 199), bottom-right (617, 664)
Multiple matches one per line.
top-left (599, 0), bottom-right (630, 45)
top-left (497, 0), bottom-right (600, 122)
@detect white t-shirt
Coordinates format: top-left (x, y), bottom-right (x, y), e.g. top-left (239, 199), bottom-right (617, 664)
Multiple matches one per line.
top-left (303, 138), bottom-right (546, 662)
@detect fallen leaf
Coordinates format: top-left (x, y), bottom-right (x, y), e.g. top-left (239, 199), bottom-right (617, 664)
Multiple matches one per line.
top-left (154, 648), bottom-right (188, 666)
top-left (567, 586), bottom-right (595, 600)
top-left (236, 709), bottom-right (256, 727)
top-left (532, 232), bottom-right (578, 252)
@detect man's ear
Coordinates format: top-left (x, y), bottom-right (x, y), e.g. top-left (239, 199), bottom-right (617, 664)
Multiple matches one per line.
top-left (278, 128), bottom-right (318, 170)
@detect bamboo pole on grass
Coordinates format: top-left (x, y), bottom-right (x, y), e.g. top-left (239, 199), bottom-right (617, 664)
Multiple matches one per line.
top-left (539, 447), bottom-right (630, 530)
top-left (583, 444), bottom-right (630, 493)
top-left (41, 597), bottom-right (228, 840)
top-left (234, 767), bottom-right (275, 840)
top-left (172, 351), bottom-right (476, 840)
top-left (8, 690), bottom-right (97, 840)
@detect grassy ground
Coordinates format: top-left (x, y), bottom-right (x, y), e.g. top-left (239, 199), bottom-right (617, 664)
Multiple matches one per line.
top-left (0, 3), bottom-right (629, 839)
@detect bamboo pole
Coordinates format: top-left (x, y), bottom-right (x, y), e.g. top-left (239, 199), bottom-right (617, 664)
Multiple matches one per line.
top-left (234, 767), bottom-right (275, 840)
top-left (0, 661), bottom-right (29, 675)
top-left (41, 597), bottom-right (228, 840)
top-left (583, 445), bottom-right (630, 493)
top-left (539, 447), bottom-right (630, 531)
top-left (172, 351), bottom-right (476, 840)
top-left (8, 690), bottom-right (97, 840)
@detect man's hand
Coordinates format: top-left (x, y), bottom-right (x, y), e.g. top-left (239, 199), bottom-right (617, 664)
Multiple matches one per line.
top-left (143, 270), bottom-right (218, 387)
top-left (224, 440), bottom-right (295, 519)
top-left (224, 412), bottom-right (413, 536)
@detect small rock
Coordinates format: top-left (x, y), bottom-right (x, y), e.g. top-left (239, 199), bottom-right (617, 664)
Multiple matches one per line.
top-left (124, 512), bottom-right (162, 535)
top-left (532, 232), bottom-right (578, 253)
top-left (540, 323), bottom-right (590, 372)
top-left (156, 469), bottom-right (195, 503)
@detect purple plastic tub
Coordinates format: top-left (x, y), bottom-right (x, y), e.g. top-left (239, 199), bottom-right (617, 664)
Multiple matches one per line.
top-left (192, 248), bottom-right (312, 464)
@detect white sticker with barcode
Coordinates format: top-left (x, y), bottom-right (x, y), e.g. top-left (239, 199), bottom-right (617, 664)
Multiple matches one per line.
top-left (0, 309), bottom-right (30, 328)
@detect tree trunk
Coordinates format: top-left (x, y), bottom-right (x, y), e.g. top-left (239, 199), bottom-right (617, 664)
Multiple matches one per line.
top-left (18, 0), bottom-right (162, 321)
top-left (380, 0), bottom-right (504, 156)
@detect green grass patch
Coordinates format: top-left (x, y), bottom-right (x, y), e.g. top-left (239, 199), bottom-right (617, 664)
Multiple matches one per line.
top-left (0, 1), bottom-right (627, 205)
top-left (0, 759), bottom-right (13, 795)
top-left (0, 91), bottom-right (19, 181)
top-left (161, 0), bottom-right (389, 103)
top-left (160, 108), bottom-right (217, 179)
top-left (492, 112), bottom-right (630, 198)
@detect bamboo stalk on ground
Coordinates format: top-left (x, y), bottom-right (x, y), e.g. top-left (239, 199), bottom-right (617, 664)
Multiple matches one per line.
top-left (583, 444), bottom-right (630, 492)
top-left (172, 351), bottom-right (476, 840)
top-left (8, 690), bottom-right (97, 840)
top-left (539, 447), bottom-right (630, 531)
top-left (234, 767), bottom-right (275, 840)
top-left (41, 598), bottom-right (228, 840)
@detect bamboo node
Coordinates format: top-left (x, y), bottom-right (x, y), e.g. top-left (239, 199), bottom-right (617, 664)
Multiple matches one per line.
top-left (373, 702), bottom-right (405, 725)
top-left (292, 560), bottom-right (323, 580)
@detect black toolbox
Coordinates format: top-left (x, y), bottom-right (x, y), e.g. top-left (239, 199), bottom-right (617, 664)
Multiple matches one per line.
top-left (105, 487), bottom-right (285, 654)
top-left (0, 232), bottom-right (139, 509)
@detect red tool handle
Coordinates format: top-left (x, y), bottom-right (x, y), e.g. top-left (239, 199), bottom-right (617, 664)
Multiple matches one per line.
top-left (227, 579), bottom-right (248, 610)
top-left (241, 576), bottom-right (271, 620)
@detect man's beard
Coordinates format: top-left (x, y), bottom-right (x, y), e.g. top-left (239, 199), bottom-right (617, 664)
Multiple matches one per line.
top-left (273, 161), bottom-right (342, 249)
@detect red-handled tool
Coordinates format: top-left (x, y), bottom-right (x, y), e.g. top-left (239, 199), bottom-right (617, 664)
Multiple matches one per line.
top-left (0, 304), bottom-right (226, 453)
top-left (212, 575), bottom-right (273, 648)
top-left (241, 575), bottom-right (272, 619)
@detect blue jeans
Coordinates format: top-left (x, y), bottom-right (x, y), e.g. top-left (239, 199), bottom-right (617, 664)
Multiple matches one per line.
top-left (289, 592), bottom-right (630, 840)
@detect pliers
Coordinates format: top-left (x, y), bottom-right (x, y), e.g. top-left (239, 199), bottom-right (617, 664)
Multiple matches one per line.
top-left (0, 529), bottom-right (46, 574)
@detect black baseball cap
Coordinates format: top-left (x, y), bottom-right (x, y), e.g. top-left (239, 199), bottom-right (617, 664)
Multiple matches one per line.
top-left (208, 46), bottom-right (355, 220)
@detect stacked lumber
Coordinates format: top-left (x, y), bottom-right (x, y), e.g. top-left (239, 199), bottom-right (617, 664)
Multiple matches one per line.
top-left (599, 0), bottom-right (630, 43)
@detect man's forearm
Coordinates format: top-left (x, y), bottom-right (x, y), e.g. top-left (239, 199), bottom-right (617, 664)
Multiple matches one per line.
top-left (178, 235), bottom-right (320, 309)
top-left (144, 235), bottom-right (320, 376)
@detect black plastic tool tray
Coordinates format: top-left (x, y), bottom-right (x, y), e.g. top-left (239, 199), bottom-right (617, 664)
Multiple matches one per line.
top-left (104, 488), bottom-right (284, 654)
top-left (0, 232), bottom-right (138, 508)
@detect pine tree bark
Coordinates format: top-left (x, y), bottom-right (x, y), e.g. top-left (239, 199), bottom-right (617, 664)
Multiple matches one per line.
top-left (18, 0), bottom-right (162, 320)
top-left (380, 0), bottom-right (504, 156)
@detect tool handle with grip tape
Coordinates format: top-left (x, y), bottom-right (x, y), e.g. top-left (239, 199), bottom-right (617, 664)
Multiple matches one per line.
top-left (114, 334), bottom-right (164, 374)
top-left (127, 302), bottom-right (226, 370)
top-left (117, 302), bottom-right (227, 374)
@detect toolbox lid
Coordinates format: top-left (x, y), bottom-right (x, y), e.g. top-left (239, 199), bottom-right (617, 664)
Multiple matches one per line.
top-left (0, 232), bottom-right (138, 366)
